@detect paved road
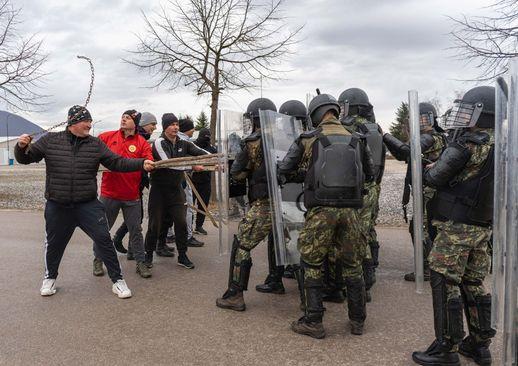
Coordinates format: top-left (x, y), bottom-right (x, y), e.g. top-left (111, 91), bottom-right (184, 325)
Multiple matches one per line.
top-left (0, 210), bottom-right (501, 365)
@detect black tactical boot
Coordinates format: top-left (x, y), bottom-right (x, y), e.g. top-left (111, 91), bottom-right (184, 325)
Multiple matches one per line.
top-left (216, 237), bottom-right (252, 312)
top-left (291, 275), bottom-right (326, 339)
top-left (413, 270), bottom-right (464, 366)
top-left (256, 233), bottom-right (285, 294)
top-left (459, 336), bottom-right (492, 366)
top-left (412, 340), bottom-right (461, 366)
top-left (293, 265), bottom-right (306, 312)
top-left (283, 265), bottom-right (296, 279)
top-left (255, 274), bottom-right (285, 294)
top-left (459, 289), bottom-right (496, 366)
top-left (345, 277), bottom-right (366, 335)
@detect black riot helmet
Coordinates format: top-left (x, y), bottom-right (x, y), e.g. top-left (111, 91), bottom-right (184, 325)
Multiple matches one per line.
top-left (279, 100), bottom-right (308, 128)
top-left (244, 98), bottom-right (277, 129)
top-left (418, 102), bottom-right (437, 131)
top-left (307, 93), bottom-right (341, 127)
top-left (337, 87), bottom-right (373, 120)
top-left (441, 86), bottom-right (495, 130)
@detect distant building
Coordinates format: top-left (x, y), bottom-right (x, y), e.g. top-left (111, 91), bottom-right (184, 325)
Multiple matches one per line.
top-left (0, 111), bottom-right (45, 165)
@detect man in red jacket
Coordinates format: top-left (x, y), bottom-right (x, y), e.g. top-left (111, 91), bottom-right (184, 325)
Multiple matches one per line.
top-left (93, 110), bottom-right (154, 278)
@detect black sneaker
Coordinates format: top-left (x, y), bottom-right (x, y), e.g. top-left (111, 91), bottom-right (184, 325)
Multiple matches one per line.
top-left (187, 237), bottom-right (205, 247)
top-left (156, 247), bottom-right (175, 257)
top-left (194, 226), bottom-right (208, 235)
top-left (178, 253), bottom-right (195, 269)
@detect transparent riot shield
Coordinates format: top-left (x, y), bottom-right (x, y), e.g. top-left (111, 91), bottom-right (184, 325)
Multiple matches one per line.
top-left (408, 90), bottom-right (424, 293)
top-left (216, 110), bottom-right (247, 255)
top-left (502, 61), bottom-right (518, 366)
top-left (259, 110), bottom-right (304, 266)
top-left (492, 76), bottom-right (508, 329)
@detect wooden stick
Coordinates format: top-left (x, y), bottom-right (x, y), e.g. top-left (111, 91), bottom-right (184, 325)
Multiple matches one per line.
top-left (154, 153), bottom-right (222, 166)
top-left (184, 171), bottom-right (219, 228)
top-left (186, 203), bottom-right (218, 229)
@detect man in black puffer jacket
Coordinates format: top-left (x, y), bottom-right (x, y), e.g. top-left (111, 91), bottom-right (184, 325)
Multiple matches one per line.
top-left (15, 105), bottom-right (155, 299)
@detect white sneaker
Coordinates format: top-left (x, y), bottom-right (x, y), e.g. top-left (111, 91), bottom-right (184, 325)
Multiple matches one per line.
top-left (40, 279), bottom-right (56, 296)
top-left (112, 279), bottom-right (132, 299)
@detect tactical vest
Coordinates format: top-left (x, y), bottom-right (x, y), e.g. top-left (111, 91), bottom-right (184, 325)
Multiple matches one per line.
top-left (357, 122), bottom-right (385, 181)
top-left (304, 132), bottom-right (364, 209)
top-left (432, 145), bottom-right (494, 227)
top-left (245, 135), bottom-right (269, 202)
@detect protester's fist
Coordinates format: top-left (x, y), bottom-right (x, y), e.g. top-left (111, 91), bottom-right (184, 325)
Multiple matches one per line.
top-left (192, 165), bottom-right (204, 172)
top-left (143, 160), bottom-right (155, 172)
top-left (18, 134), bottom-right (32, 148)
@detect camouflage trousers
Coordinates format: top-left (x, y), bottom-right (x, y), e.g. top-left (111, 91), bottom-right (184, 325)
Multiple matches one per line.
top-left (429, 220), bottom-right (492, 300)
top-left (298, 206), bottom-right (363, 282)
top-left (358, 181), bottom-right (381, 260)
top-left (235, 198), bottom-right (272, 263)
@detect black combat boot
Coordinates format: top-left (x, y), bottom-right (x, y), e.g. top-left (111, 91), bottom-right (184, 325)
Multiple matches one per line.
top-left (459, 336), bottom-right (492, 366)
top-left (283, 265), bottom-right (296, 279)
top-left (216, 236), bottom-right (252, 312)
top-left (293, 265), bottom-right (306, 312)
top-left (345, 277), bottom-right (366, 335)
top-left (256, 236), bottom-right (285, 294)
top-left (459, 287), bottom-right (496, 366)
top-left (412, 270), bottom-right (464, 366)
top-left (291, 276), bottom-right (326, 339)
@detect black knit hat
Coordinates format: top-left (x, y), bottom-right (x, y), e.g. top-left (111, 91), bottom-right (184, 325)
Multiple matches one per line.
top-left (67, 105), bottom-right (92, 125)
top-left (179, 118), bottom-right (194, 133)
top-left (122, 109), bottom-right (141, 125)
top-left (162, 113), bottom-right (179, 130)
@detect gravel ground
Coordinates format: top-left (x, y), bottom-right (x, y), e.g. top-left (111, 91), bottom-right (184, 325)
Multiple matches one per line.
top-left (0, 159), bottom-right (409, 227)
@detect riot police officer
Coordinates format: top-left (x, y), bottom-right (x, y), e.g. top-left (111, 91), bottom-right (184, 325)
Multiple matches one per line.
top-left (338, 88), bottom-right (385, 301)
top-left (279, 93), bottom-right (375, 338)
top-left (255, 100), bottom-right (308, 295)
top-left (383, 102), bottom-right (447, 282)
top-left (412, 86), bottom-right (496, 366)
top-left (216, 98), bottom-right (277, 311)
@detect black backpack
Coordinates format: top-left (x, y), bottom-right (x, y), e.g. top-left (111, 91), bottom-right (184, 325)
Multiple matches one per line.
top-left (304, 132), bottom-right (364, 209)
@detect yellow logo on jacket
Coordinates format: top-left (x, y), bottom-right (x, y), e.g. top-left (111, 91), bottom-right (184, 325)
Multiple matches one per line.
top-left (128, 145), bottom-right (137, 153)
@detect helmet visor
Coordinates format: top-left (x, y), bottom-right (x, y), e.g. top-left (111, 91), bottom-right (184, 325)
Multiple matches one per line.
top-left (441, 99), bottom-right (483, 130)
top-left (419, 112), bottom-right (434, 130)
top-left (338, 101), bottom-right (349, 121)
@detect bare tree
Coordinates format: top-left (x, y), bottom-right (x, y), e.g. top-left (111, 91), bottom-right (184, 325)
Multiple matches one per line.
top-left (450, 0), bottom-right (518, 80)
top-left (127, 0), bottom-right (302, 139)
top-left (0, 0), bottom-right (48, 111)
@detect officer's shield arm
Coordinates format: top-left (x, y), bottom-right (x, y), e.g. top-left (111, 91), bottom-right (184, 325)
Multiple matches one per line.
top-left (383, 133), bottom-right (410, 161)
top-left (360, 139), bottom-right (376, 181)
top-left (423, 143), bottom-right (471, 188)
top-left (230, 148), bottom-right (249, 180)
top-left (278, 139), bottom-right (304, 182)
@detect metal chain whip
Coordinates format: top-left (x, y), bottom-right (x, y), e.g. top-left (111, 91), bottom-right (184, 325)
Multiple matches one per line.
top-left (30, 55), bottom-right (95, 137)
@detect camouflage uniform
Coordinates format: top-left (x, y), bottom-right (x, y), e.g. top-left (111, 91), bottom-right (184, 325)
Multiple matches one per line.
top-left (279, 116), bottom-right (370, 336)
top-left (428, 130), bottom-right (494, 343)
top-left (216, 128), bottom-right (273, 311)
top-left (344, 116), bottom-right (384, 294)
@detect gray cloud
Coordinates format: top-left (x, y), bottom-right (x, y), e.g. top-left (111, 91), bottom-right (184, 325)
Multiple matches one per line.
top-left (9, 0), bottom-right (494, 133)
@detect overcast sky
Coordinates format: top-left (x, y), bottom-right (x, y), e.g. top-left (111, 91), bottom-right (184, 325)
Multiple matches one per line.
top-left (12, 0), bottom-right (493, 133)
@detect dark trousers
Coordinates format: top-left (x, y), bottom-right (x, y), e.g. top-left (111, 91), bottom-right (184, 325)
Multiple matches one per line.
top-left (144, 184), bottom-right (188, 255)
top-left (94, 197), bottom-right (145, 263)
top-left (112, 197), bottom-right (144, 251)
top-left (193, 182), bottom-right (211, 229)
top-left (44, 199), bottom-right (122, 282)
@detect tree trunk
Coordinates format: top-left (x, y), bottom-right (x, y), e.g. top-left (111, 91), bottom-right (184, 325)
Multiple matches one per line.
top-left (209, 88), bottom-right (219, 204)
